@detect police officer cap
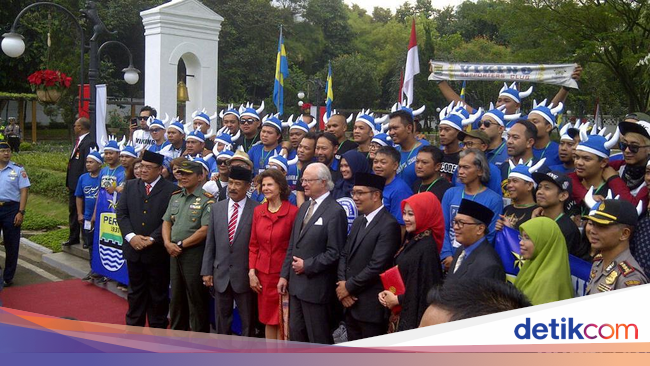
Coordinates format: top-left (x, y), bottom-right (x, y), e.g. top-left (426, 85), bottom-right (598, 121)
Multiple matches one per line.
top-left (177, 160), bottom-right (203, 175)
top-left (583, 199), bottom-right (638, 226)
top-left (354, 172), bottom-right (386, 191)
top-left (457, 199), bottom-right (494, 226)
top-left (142, 150), bottom-right (164, 166)
top-left (229, 165), bottom-right (252, 183)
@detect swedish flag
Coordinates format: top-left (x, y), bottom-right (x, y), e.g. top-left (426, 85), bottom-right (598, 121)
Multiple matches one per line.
top-left (273, 27), bottom-right (289, 115)
top-left (326, 62), bottom-right (333, 117)
top-left (460, 80), bottom-right (466, 100)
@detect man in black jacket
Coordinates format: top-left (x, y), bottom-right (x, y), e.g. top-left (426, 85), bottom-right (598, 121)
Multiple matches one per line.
top-left (446, 199), bottom-right (505, 282)
top-left (337, 172), bottom-right (400, 341)
top-left (64, 117), bottom-right (96, 246)
top-left (278, 163), bottom-right (347, 344)
top-left (116, 151), bottom-right (177, 328)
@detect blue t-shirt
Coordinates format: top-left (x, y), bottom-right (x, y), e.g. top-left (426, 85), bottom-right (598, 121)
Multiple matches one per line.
top-left (74, 173), bottom-right (101, 220)
top-left (533, 141), bottom-right (561, 168)
top-left (383, 176), bottom-right (413, 225)
top-left (396, 140), bottom-right (430, 188)
top-left (451, 162), bottom-right (503, 197)
top-left (148, 140), bottom-right (170, 153)
top-left (248, 144), bottom-right (282, 176)
top-left (99, 165), bottom-right (126, 189)
top-left (548, 163), bottom-right (574, 174)
top-left (486, 140), bottom-right (508, 167)
top-left (440, 186), bottom-right (503, 259)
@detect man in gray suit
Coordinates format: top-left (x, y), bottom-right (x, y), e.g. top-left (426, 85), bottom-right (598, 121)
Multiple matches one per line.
top-left (201, 166), bottom-right (259, 336)
top-left (277, 163), bottom-right (347, 344)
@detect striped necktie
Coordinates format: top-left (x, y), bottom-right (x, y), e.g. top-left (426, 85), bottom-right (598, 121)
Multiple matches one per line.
top-left (228, 202), bottom-right (240, 246)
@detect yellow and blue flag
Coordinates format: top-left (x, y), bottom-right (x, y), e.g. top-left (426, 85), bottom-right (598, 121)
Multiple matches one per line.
top-left (460, 80), bottom-right (466, 100)
top-left (273, 27), bottom-right (289, 115)
top-left (325, 61), bottom-right (333, 117)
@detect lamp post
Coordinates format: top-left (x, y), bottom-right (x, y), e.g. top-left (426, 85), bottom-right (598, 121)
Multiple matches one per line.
top-left (1, 1), bottom-right (140, 140)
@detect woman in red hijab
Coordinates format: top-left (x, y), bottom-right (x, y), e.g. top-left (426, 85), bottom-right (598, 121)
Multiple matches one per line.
top-left (378, 192), bottom-right (445, 332)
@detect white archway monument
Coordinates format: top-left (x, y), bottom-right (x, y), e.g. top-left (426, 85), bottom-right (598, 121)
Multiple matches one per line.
top-left (141, 0), bottom-right (223, 127)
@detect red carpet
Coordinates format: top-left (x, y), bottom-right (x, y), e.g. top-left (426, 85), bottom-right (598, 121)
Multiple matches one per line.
top-left (0, 279), bottom-right (127, 325)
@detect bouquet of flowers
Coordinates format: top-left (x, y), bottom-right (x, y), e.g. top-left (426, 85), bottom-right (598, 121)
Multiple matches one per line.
top-left (27, 69), bottom-right (72, 91)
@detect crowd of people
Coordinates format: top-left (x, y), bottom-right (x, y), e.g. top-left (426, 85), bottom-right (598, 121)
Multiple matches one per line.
top-left (2, 71), bottom-right (650, 343)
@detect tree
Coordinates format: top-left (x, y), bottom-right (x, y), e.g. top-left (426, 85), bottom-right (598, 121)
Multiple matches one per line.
top-left (304, 0), bottom-right (353, 67)
top-left (372, 7), bottom-right (392, 23)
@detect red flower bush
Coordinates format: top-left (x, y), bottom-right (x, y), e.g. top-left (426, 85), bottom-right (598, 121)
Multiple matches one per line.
top-left (27, 70), bottom-right (72, 90)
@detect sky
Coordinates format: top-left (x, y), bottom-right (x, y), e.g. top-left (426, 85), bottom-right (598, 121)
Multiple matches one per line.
top-left (344, 0), bottom-right (467, 13)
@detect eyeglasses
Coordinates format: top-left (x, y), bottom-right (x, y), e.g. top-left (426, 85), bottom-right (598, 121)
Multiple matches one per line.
top-left (149, 128), bottom-right (163, 133)
top-left (300, 178), bottom-right (321, 185)
top-left (462, 141), bottom-right (478, 148)
top-left (241, 118), bottom-right (256, 125)
top-left (137, 116), bottom-right (149, 120)
top-left (481, 121), bottom-right (498, 128)
top-left (619, 142), bottom-right (649, 154)
top-left (452, 219), bottom-right (482, 229)
top-left (217, 159), bottom-right (229, 166)
top-left (350, 190), bottom-right (375, 197)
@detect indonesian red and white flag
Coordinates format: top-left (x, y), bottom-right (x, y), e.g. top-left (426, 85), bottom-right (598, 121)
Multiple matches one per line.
top-left (401, 18), bottom-right (420, 106)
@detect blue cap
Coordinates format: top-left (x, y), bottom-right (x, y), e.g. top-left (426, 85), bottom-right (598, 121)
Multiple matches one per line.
top-left (187, 130), bottom-right (205, 143)
top-left (262, 115), bottom-right (283, 132)
top-left (104, 139), bottom-right (120, 152)
top-left (240, 108), bottom-right (260, 120)
top-left (214, 132), bottom-right (233, 147)
top-left (87, 149), bottom-right (104, 164)
top-left (268, 155), bottom-right (288, 172)
top-left (120, 145), bottom-right (138, 158)
top-left (167, 121), bottom-right (186, 134)
top-left (193, 112), bottom-right (211, 126)
top-left (216, 150), bottom-right (234, 161)
top-left (289, 120), bottom-right (310, 134)
top-left (371, 133), bottom-right (393, 147)
top-left (529, 102), bottom-right (563, 128)
top-left (149, 119), bottom-right (165, 130)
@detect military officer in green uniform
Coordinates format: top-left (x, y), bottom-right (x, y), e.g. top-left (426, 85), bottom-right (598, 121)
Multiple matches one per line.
top-left (584, 199), bottom-right (648, 294)
top-left (162, 160), bottom-right (214, 332)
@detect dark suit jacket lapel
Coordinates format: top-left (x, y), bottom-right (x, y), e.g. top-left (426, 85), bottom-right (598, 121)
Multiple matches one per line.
top-left (349, 208), bottom-right (384, 259)
top-left (346, 219), bottom-right (365, 259)
top-left (298, 195), bottom-right (332, 241)
top-left (455, 239), bottom-right (487, 277)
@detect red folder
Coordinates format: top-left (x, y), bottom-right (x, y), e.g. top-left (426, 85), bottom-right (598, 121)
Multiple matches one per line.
top-left (380, 266), bottom-right (405, 314)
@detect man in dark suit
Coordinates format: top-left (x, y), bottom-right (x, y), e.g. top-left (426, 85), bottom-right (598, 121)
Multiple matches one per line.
top-left (64, 117), bottom-right (96, 246)
top-left (446, 199), bottom-right (505, 282)
top-left (277, 163), bottom-right (347, 344)
top-left (201, 166), bottom-right (258, 336)
top-left (116, 150), bottom-right (177, 328)
top-left (337, 172), bottom-right (400, 341)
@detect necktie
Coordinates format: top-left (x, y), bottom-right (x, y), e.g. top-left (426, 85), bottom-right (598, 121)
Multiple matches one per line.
top-left (453, 250), bottom-right (466, 273)
top-left (301, 200), bottom-right (316, 232)
top-left (228, 202), bottom-right (240, 245)
top-left (145, 183), bottom-right (152, 195)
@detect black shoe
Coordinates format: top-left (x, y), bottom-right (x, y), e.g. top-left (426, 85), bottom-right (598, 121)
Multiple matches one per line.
top-left (62, 240), bottom-right (80, 247)
top-left (82, 243), bottom-right (89, 249)
top-left (82, 271), bottom-right (93, 282)
top-left (3, 280), bottom-right (13, 287)
top-left (97, 276), bottom-right (108, 284)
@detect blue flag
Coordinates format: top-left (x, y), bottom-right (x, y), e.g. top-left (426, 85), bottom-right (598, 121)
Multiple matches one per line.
top-left (326, 61), bottom-right (333, 118)
top-left (494, 226), bottom-right (591, 297)
top-left (273, 27), bottom-right (289, 115)
top-left (92, 189), bottom-right (129, 284)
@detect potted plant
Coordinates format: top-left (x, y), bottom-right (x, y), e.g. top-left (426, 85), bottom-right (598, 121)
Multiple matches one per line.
top-left (27, 69), bottom-right (72, 104)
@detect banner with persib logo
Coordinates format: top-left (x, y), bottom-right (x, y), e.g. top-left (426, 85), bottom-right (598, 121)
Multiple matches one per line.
top-left (495, 226), bottom-right (591, 296)
top-left (428, 61), bottom-right (579, 89)
top-left (337, 197), bottom-right (358, 234)
top-left (92, 189), bottom-right (129, 284)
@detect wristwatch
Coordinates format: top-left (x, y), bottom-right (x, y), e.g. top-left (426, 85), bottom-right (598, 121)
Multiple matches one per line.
top-left (176, 240), bottom-right (183, 248)
top-left (18, 210), bottom-right (25, 215)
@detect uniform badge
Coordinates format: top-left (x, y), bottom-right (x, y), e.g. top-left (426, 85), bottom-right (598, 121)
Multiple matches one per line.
top-left (21, 171), bottom-right (27, 179)
top-left (605, 261), bottom-right (617, 273)
top-left (590, 269), bottom-right (597, 279)
top-left (597, 283), bottom-right (612, 292)
top-left (605, 271), bottom-right (618, 285)
top-left (624, 280), bottom-right (641, 286)
top-left (619, 261), bottom-right (636, 277)
top-left (598, 202), bottom-right (606, 211)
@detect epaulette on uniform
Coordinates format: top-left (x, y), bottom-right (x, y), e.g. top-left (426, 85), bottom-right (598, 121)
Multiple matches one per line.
top-left (203, 191), bottom-right (214, 199)
top-left (593, 253), bottom-right (603, 262)
top-left (618, 261), bottom-right (636, 277)
top-left (172, 189), bottom-right (183, 195)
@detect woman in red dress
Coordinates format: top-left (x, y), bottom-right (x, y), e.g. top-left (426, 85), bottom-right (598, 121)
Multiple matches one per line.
top-left (249, 168), bottom-right (298, 339)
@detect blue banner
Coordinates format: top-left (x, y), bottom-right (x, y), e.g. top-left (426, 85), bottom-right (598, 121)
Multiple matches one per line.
top-left (495, 226), bottom-right (591, 297)
top-left (92, 189), bottom-right (129, 284)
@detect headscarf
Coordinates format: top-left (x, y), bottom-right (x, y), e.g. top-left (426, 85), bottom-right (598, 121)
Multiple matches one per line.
top-left (514, 217), bottom-right (573, 305)
top-left (400, 192), bottom-right (445, 253)
top-left (332, 150), bottom-right (371, 199)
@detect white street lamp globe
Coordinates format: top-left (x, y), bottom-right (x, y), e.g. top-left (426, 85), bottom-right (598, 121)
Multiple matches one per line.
top-left (298, 101), bottom-right (304, 107)
top-left (297, 91), bottom-right (305, 99)
top-left (1, 33), bottom-right (25, 58)
top-left (122, 67), bottom-right (140, 85)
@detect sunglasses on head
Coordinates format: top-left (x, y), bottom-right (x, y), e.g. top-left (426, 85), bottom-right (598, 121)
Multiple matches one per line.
top-left (619, 142), bottom-right (649, 154)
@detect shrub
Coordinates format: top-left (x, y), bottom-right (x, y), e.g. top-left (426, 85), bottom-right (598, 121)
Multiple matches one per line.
top-left (22, 212), bottom-right (66, 231)
top-left (19, 142), bottom-right (33, 151)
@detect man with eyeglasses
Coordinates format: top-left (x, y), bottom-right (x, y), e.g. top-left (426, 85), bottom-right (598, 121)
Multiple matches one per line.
top-left (147, 118), bottom-right (170, 153)
top-left (130, 106), bottom-right (157, 152)
top-left (337, 172), bottom-right (400, 341)
top-left (116, 151), bottom-right (177, 329)
top-left (193, 111), bottom-right (216, 151)
top-left (445, 199), bottom-right (504, 283)
top-left (440, 148), bottom-right (502, 271)
top-left (235, 110), bottom-right (262, 153)
top-left (455, 129), bottom-right (502, 196)
top-left (479, 107), bottom-right (517, 167)
top-left (607, 121), bottom-right (650, 207)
